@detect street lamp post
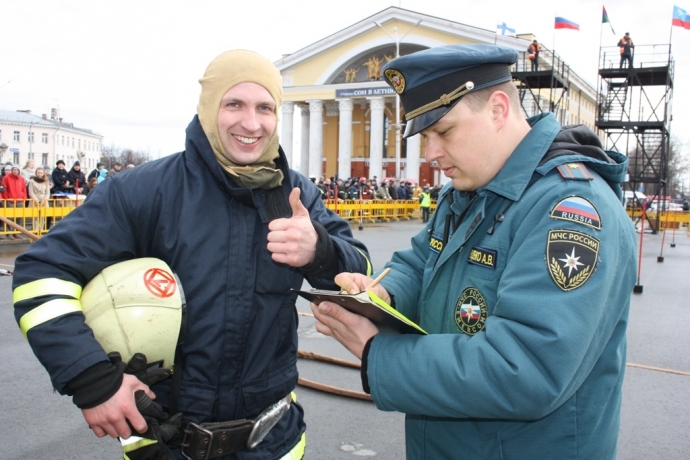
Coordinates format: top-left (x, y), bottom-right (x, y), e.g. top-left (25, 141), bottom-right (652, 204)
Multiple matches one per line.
top-left (375, 19), bottom-right (422, 179)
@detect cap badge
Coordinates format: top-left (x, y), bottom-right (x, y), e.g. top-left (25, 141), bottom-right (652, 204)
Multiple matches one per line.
top-left (385, 69), bottom-right (406, 94)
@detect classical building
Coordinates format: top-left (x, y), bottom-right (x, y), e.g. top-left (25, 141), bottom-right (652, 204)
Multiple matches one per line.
top-left (0, 108), bottom-right (103, 171)
top-left (276, 7), bottom-right (598, 185)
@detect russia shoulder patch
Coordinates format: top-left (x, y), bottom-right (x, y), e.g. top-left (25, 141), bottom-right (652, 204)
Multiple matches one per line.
top-left (556, 163), bottom-right (594, 181)
top-left (550, 196), bottom-right (601, 230)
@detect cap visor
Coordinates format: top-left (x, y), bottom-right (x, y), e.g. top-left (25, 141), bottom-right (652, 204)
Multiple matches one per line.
top-left (403, 101), bottom-right (459, 138)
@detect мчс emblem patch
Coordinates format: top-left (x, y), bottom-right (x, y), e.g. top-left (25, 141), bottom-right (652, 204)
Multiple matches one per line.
top-left (384, 69), bottom-right (406, 94)
top-left (454, 287), bottom-right (488, 336)
top-left (546, 229), bottom-right (599, 291)
top-left (550, 196), bottom-right (601, 230)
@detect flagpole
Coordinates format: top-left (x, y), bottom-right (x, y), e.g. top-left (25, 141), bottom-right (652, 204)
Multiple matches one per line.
top-left (669, 6), bottom-right (674, 53)
top-left (553, 13), bottom-right (556, 56)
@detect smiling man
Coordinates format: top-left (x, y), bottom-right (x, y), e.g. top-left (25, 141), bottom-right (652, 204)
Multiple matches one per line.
top-left (310, 44), bottom-right (637, 459)
top-left (13, 50), bottom-right (371, 460)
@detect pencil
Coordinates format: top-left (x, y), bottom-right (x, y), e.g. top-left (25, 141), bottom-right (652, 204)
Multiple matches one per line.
top-left (366, 268), bottom-right (391, 290)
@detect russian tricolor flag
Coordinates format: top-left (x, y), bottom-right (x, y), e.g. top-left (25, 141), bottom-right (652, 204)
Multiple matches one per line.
top-left (555, 17), bottom-right (580, 30)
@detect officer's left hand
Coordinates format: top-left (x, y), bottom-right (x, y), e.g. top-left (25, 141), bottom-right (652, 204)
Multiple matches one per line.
top-left (267, 188), bottom-right (318, 267)
top-left (310, 300), bottom-right (379, 360)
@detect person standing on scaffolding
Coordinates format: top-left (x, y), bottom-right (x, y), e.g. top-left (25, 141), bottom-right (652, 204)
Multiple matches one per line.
top-left (618, 32), bottom-right (634, 69)
top-left (527, 39), bottom-right (541, 71)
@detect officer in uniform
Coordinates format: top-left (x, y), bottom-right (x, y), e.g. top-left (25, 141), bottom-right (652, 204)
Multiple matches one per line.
top-left (13, 50), bottom-right (372, 459)
top-left (311, 44), bottom-right (637, 459)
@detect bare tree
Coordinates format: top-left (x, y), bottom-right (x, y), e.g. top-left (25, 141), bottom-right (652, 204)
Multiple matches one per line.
top-left (667, 137), bottom-right (689, 199)
top-left (625, 134), bottom-right (688, 198)
top-left (100, 143), bottom-right (152, 168)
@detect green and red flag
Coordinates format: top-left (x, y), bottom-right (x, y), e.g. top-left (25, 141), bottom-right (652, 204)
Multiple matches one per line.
top-left (602, 6), bottom-right (616, 35)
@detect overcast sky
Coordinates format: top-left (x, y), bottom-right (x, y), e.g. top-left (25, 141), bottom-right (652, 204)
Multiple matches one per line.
top-left (2, 0), bottom-right (689, 165)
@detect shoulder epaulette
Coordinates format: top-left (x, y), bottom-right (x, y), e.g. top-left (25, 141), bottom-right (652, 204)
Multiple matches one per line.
top-left (556, 163), bottom-right (594, 181)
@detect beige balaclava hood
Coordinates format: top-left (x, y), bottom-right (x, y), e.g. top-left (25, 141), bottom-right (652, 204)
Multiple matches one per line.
top-left (198, 49), bottom-right (284, 189)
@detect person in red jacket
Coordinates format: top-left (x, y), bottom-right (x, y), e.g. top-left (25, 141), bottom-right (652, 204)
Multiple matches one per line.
top-left (2, 165), bottom-right (27, 239)
top-left (2, 164), bottom-right (27, 202)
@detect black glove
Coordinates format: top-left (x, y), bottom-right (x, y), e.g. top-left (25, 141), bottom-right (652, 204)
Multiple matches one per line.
top-left (108, 352), bottom-right (172, 387)
top-left (120, 390), bottom-right (182, 460)
top-left (109, 353), bottom-right (181, 460)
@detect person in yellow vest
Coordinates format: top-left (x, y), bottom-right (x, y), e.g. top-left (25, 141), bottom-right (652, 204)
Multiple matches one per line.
top-left (618, 33), bottom-right (634, 69)
top-left (527, 40), bottom-right (541, 71)
top-left (419, 185), bottom-right (431, 223)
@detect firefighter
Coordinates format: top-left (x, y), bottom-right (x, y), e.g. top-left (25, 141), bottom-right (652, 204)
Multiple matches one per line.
top-left (13, 49), bottom-right (372, 460)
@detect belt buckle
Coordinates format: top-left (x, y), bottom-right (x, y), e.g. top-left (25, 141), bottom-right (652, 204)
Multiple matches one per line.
top-left (247, 394), bottom-right (292, 448)
top-left (180, 421), bottom-right (214, 460)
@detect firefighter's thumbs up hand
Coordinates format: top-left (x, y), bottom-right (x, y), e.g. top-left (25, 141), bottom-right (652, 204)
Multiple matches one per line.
top-left (268, 187), bottom-right (318, 267)
top-left (289, 186), bottom-right (310, 218)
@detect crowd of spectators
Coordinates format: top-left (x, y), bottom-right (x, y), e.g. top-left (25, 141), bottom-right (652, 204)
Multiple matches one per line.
top-left (0, 160), bottom-right (136, 238)
top-left (311, 176), bottom-right (442, 202)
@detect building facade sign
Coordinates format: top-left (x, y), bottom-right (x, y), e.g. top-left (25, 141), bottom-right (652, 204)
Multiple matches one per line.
top-left (335, 87), bottom-right (397, 98)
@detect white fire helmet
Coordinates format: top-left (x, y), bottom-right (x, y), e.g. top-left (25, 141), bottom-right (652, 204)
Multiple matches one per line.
top-left (80, 258), bottom-right (184, 371)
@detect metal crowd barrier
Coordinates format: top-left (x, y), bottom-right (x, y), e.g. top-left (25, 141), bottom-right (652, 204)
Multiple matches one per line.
top-left (0, 198), bottom-right (82, 238)
top-left (325, 199), bottom-right (436, 223)
top-left (0, 197), bottom-right (442, 240)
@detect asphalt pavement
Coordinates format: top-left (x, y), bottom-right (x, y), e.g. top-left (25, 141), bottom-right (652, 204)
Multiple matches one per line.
top-left (0, 219), bottom-right (688, 459)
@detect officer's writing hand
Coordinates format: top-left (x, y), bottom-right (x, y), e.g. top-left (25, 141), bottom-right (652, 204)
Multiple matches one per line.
top-left (310, 300), bottom-right (379, 360)
top-left (267, 187), bottom-right (318, 267)
top-left (82, 374), bottom-right (155, 439)
top-left (335, 272), bottom-right (392, 305)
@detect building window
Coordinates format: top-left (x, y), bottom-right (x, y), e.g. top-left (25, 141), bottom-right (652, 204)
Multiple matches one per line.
top-left (42, 133), bottom-right (48, 143)
top-left (14, 131), bottom-right (20, 142)
top-left (28, 152), bottom-right (35, 160)
top-left (0, 129), bottom-right (2, 141)
top-left (28, 131), bottom-right (34, 143)
top-left (13, 152), bottom-right (19, 163)
top-left (42, 153), bottom-right (48, 165)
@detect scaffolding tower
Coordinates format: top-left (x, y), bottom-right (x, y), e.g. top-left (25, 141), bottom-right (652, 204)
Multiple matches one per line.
top-left (512, 48), bottom-right (571, 125)
top-left (596, 44), bottom-right (674, 232)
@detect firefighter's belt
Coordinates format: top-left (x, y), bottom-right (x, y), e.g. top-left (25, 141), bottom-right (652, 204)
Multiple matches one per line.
top-left (180, 394), bottom-right (292, 460)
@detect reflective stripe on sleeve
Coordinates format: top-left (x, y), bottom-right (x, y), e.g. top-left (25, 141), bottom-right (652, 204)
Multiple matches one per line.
top-left (19, 299), bottom-right (83, 339)
top-left (279, 432), bottom-right (306, 460)
top-left (354, 247), bottom-right (373, 276)
top-left (13, 278), bottom-right (83, 303)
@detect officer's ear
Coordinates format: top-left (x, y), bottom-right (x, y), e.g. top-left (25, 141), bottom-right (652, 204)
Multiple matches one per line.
top-left (489, 91), bottom-right (511, 129)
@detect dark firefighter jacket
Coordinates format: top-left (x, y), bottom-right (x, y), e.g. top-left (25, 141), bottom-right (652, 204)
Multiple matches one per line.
top-left (13, 116), bottom-right (372, 459)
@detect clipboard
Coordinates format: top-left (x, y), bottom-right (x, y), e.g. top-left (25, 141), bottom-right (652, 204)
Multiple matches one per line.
top-left (294, 288), bottom-right (426, 335)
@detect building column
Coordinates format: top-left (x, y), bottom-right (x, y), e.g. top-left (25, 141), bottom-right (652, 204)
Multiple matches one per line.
top-left (280, 101), bottom-right (295, 167)
top-left (337, 98), bottom-right (353, 180)
top-left (299, 105), bottom-right (310, 177)
top-left (406, 133), bottom-right (421, 183)
top-left (367, 97), bottom-right (385, 181)
top-left (307, 100), bottom-right (323, 179)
